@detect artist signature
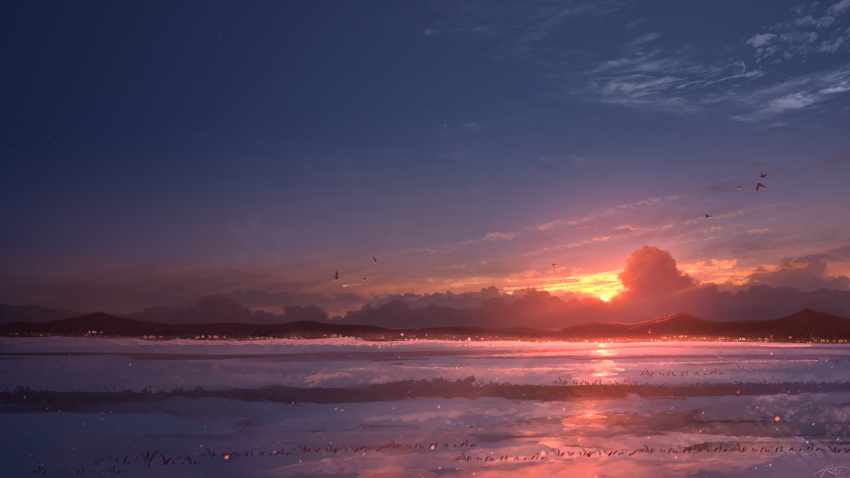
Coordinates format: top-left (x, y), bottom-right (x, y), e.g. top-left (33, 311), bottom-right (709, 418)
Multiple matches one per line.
top-left (813, 464), bottom-right (850, 478)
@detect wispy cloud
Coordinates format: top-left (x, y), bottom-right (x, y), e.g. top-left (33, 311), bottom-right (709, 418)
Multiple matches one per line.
top-left (424, 0), bottom-right (632, 56)
top-left (730, 63), bottom-right (850, 121)
top-left (682, 209), bottom-right (745, 226)
top-left (532, 193), bottom-right (685, 233)
top-left (566, 3), bottom-right (847, 121)
top-left (545, 224), bottom-right (672, 252)
top-left (463, 122), bottom-right (483, 132)
top-left (745, 1), bottom-right (850, 62)
top-left (534, 219), bottom-right (564, 231)
top-left (422, 1), bottom-right (847, 124)
top-left (402, 230), bottom-right (519, 258)
top-left (515, 4), bottom-right (596, 48)
top-left (481, 231), bottom-right (517, 242)
top-left (456, 231), bottom-right (518, 247)
top-left (574, 33), bottom-right (763, 115)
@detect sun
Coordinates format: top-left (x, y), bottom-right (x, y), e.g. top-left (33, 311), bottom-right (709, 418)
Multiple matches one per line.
top-left (598, 295), bottom-right (611, 302)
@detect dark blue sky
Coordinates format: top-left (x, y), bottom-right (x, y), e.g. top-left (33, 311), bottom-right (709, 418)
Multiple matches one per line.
top-left (3, 0), bottom-right (850, 315)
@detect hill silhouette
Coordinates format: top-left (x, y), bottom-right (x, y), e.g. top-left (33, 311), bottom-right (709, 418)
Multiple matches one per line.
top-left (1, 309), bottom-right (848, 342)
top-left (557, 309), bottom-right (850, 341)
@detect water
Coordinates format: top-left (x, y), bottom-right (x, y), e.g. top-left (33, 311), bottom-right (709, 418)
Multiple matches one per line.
top-left (1, 338), bottom-right (848, 477)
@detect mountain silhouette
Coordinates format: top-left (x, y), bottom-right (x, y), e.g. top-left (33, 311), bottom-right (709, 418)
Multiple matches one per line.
top-left (714, 308), bottom-right (850, 339)
top-left (1, 309), bottom-right (848, 342)
top-left (558, 309), bottom-right (850, 341)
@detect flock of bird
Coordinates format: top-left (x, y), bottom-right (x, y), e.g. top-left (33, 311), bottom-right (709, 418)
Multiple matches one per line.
top-left (333, 256), bottom-right (378, 282)
top-left (706, 172), bottom-right (768, 219)
top-left (332, 173), bottom-right (771, 281)
top-left (756, 171), bottom-right (768, 191)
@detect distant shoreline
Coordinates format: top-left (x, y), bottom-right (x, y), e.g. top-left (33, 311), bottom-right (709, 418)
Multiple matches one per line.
top-left (2, 308), bottom-right (850, 343)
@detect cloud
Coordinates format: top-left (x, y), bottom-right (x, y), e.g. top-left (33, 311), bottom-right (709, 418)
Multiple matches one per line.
top-left (829, 0), bottom-right (850, 16)
top-left (528, 5), bottom-right (591, 36)
top-left (418, 1), bottom-right (841, 124)
top-left (562, 2), bottom-right (847, 121)
top-left (374, 286), bottom-right (503, 310)
top-left (602, 74), bottom-right (682, 99)
top-left (712, 258), bottom-right (738, 269)
top-left (127, 294), bottom-right (328, 325)
top-left (11, 246), bottom-right (850, 328)
top-left (544, 223), bottom-right (672, 253)
top-left (573, 36), bottom-right (761, 115)
top-left (228, 288), bottom-right (370, 318)
top-left (336, 247), bottom-right (850, 327)
top-left (549, 234), bottom-right (613, 251)
top-left (337, 288), bottom-right (608, 329)
top-left (730, 63), bottom-right (850, 121)
top-left (417, 0), bottom-right (627, 55)
top-left (819, 36), bottom-right (846, 53)
top-left (557, 194), bottom-right (684, 232)
top-left (457, 231), bottom-right (517, 246)
top-left (744, 1), bottom-right (850, 62)
top-left (534, 219), bottom-right (564, 231)
top-left (401, 228), bottom-right (520, 259)
top-left (742, 257), bottom-right (850, 291)
top-left (629, 32), bottom-right (663, 46)
top-left (747, 33), bottom-right (777, 49)
top-left (605, 248), bottom-right (850, 322)
top-left (618, 245), bottom-right (696, 297)
top-left (463, 122), bottom-right (483, 132)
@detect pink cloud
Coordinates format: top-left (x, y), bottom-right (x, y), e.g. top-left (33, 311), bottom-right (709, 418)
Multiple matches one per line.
top-left (743, 257), bottom-right (850, 291)
top-left (618, 245), bottom-right (696, 297)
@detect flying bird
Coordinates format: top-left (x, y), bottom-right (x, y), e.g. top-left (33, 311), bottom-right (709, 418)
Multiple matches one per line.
top-left (372, 256), bottom-right (377, 263)
top-left (705, 214), bottom-right (712, 218)
top-left (760, 172), bottom-right (767, 178)
top-left (756, 183), bottom-right (766, 191)
top-left (552, 263), bottom-right (557, 269)
top-left (737, 186), bottom-right (742, 190)
top-left (333, 271), bottom-right (339, 281)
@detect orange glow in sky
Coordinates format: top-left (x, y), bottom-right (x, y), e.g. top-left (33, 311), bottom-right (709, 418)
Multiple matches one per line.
top-left (507, 269), bottom-right (625, 301)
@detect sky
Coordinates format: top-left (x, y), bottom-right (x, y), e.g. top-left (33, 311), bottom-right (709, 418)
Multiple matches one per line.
top-left (2, 0), bottom-right (850, 322)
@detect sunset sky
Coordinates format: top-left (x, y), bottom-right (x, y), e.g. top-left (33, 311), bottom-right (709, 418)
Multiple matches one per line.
top-left (3, 1), bottom-right (850, 319)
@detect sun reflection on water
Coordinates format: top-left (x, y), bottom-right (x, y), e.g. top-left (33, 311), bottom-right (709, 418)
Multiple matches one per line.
top-left (590, 342), bottom-right (625, 378)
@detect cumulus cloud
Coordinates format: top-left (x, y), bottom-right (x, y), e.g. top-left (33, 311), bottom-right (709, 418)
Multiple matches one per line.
top-left (743, 257), bottom-right (850, 291)
top-left (618, 246), bottom-right (696, 297)
top-left (331, 249), bottom-right (850, 325)
top-left (9, 247), bottom-right (850, 328)
top-left (375, 286), bottom-right (503, 310)
top-left (337, 288), bottom-right (608, 329)
top-left (337, 247), bottom-right (850, 327)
